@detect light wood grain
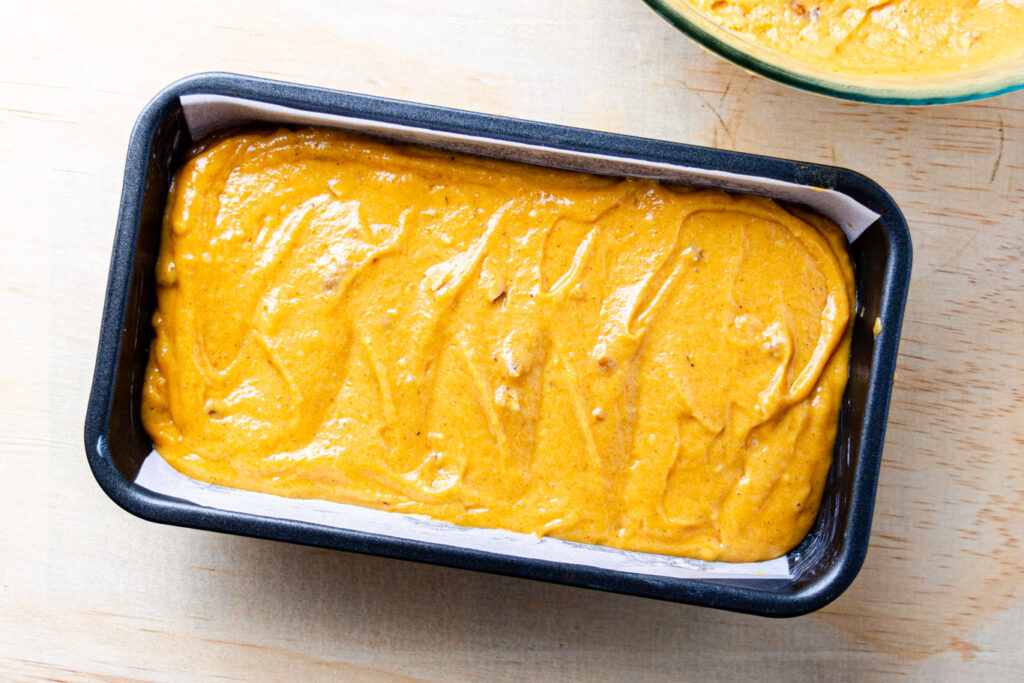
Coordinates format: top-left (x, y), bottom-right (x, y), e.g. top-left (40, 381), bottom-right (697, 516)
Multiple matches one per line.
top-left (2, 1), bottom-right (1022, 680)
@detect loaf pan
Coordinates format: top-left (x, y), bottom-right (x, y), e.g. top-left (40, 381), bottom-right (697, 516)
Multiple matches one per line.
top-left (85, 72), bottom-right (911, 617)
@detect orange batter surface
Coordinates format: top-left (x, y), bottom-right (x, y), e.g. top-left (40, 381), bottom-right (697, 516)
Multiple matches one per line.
top-left (674, 0), bottom-right (1024, 79)
top-left (142, 127), bottom-right (854, 562)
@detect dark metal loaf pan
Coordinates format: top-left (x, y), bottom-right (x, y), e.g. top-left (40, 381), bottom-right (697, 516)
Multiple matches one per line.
top-left (85, 72), bottom-right (911, 617)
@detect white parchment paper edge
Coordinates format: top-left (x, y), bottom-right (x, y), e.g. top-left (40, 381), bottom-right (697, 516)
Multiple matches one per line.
top-left (131, 93), bottom-right (879, 581)
top-left (137, 452), bottom-right (790, 580)
top-left (180, 94), bottom-right (878, 242)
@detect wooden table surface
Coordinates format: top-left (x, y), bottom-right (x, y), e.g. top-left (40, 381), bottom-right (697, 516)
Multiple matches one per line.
top-left (2, 1), bottom-right (1022, 680)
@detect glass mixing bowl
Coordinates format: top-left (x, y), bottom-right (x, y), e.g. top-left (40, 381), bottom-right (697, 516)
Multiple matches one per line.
top-left (643, 0), bottom-right (1024, 105)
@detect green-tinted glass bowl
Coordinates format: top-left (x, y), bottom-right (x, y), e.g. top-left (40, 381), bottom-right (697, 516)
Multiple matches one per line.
top-left (643, 0), bottom-right (1024, 105)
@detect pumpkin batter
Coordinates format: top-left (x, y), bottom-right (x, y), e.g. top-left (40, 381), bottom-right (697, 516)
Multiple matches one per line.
top-left (673, 0), bottom-right (1024, 78)
top-left (142, 127), bottom-right (854, 562)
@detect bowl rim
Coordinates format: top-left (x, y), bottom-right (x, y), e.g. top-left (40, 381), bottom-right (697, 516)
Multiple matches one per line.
top-left (642, 0), bottom-right (1024, 105)
top-left (84, 72), bottom-right (912, 617)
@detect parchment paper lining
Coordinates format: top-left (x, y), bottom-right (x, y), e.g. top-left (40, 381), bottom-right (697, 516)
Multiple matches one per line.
top-left (181, 94), bottom-right (878, 242)
top-left (134, 93), bottom-right (875, 581)
top-left (137, 452), bottom-right (789, 580)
